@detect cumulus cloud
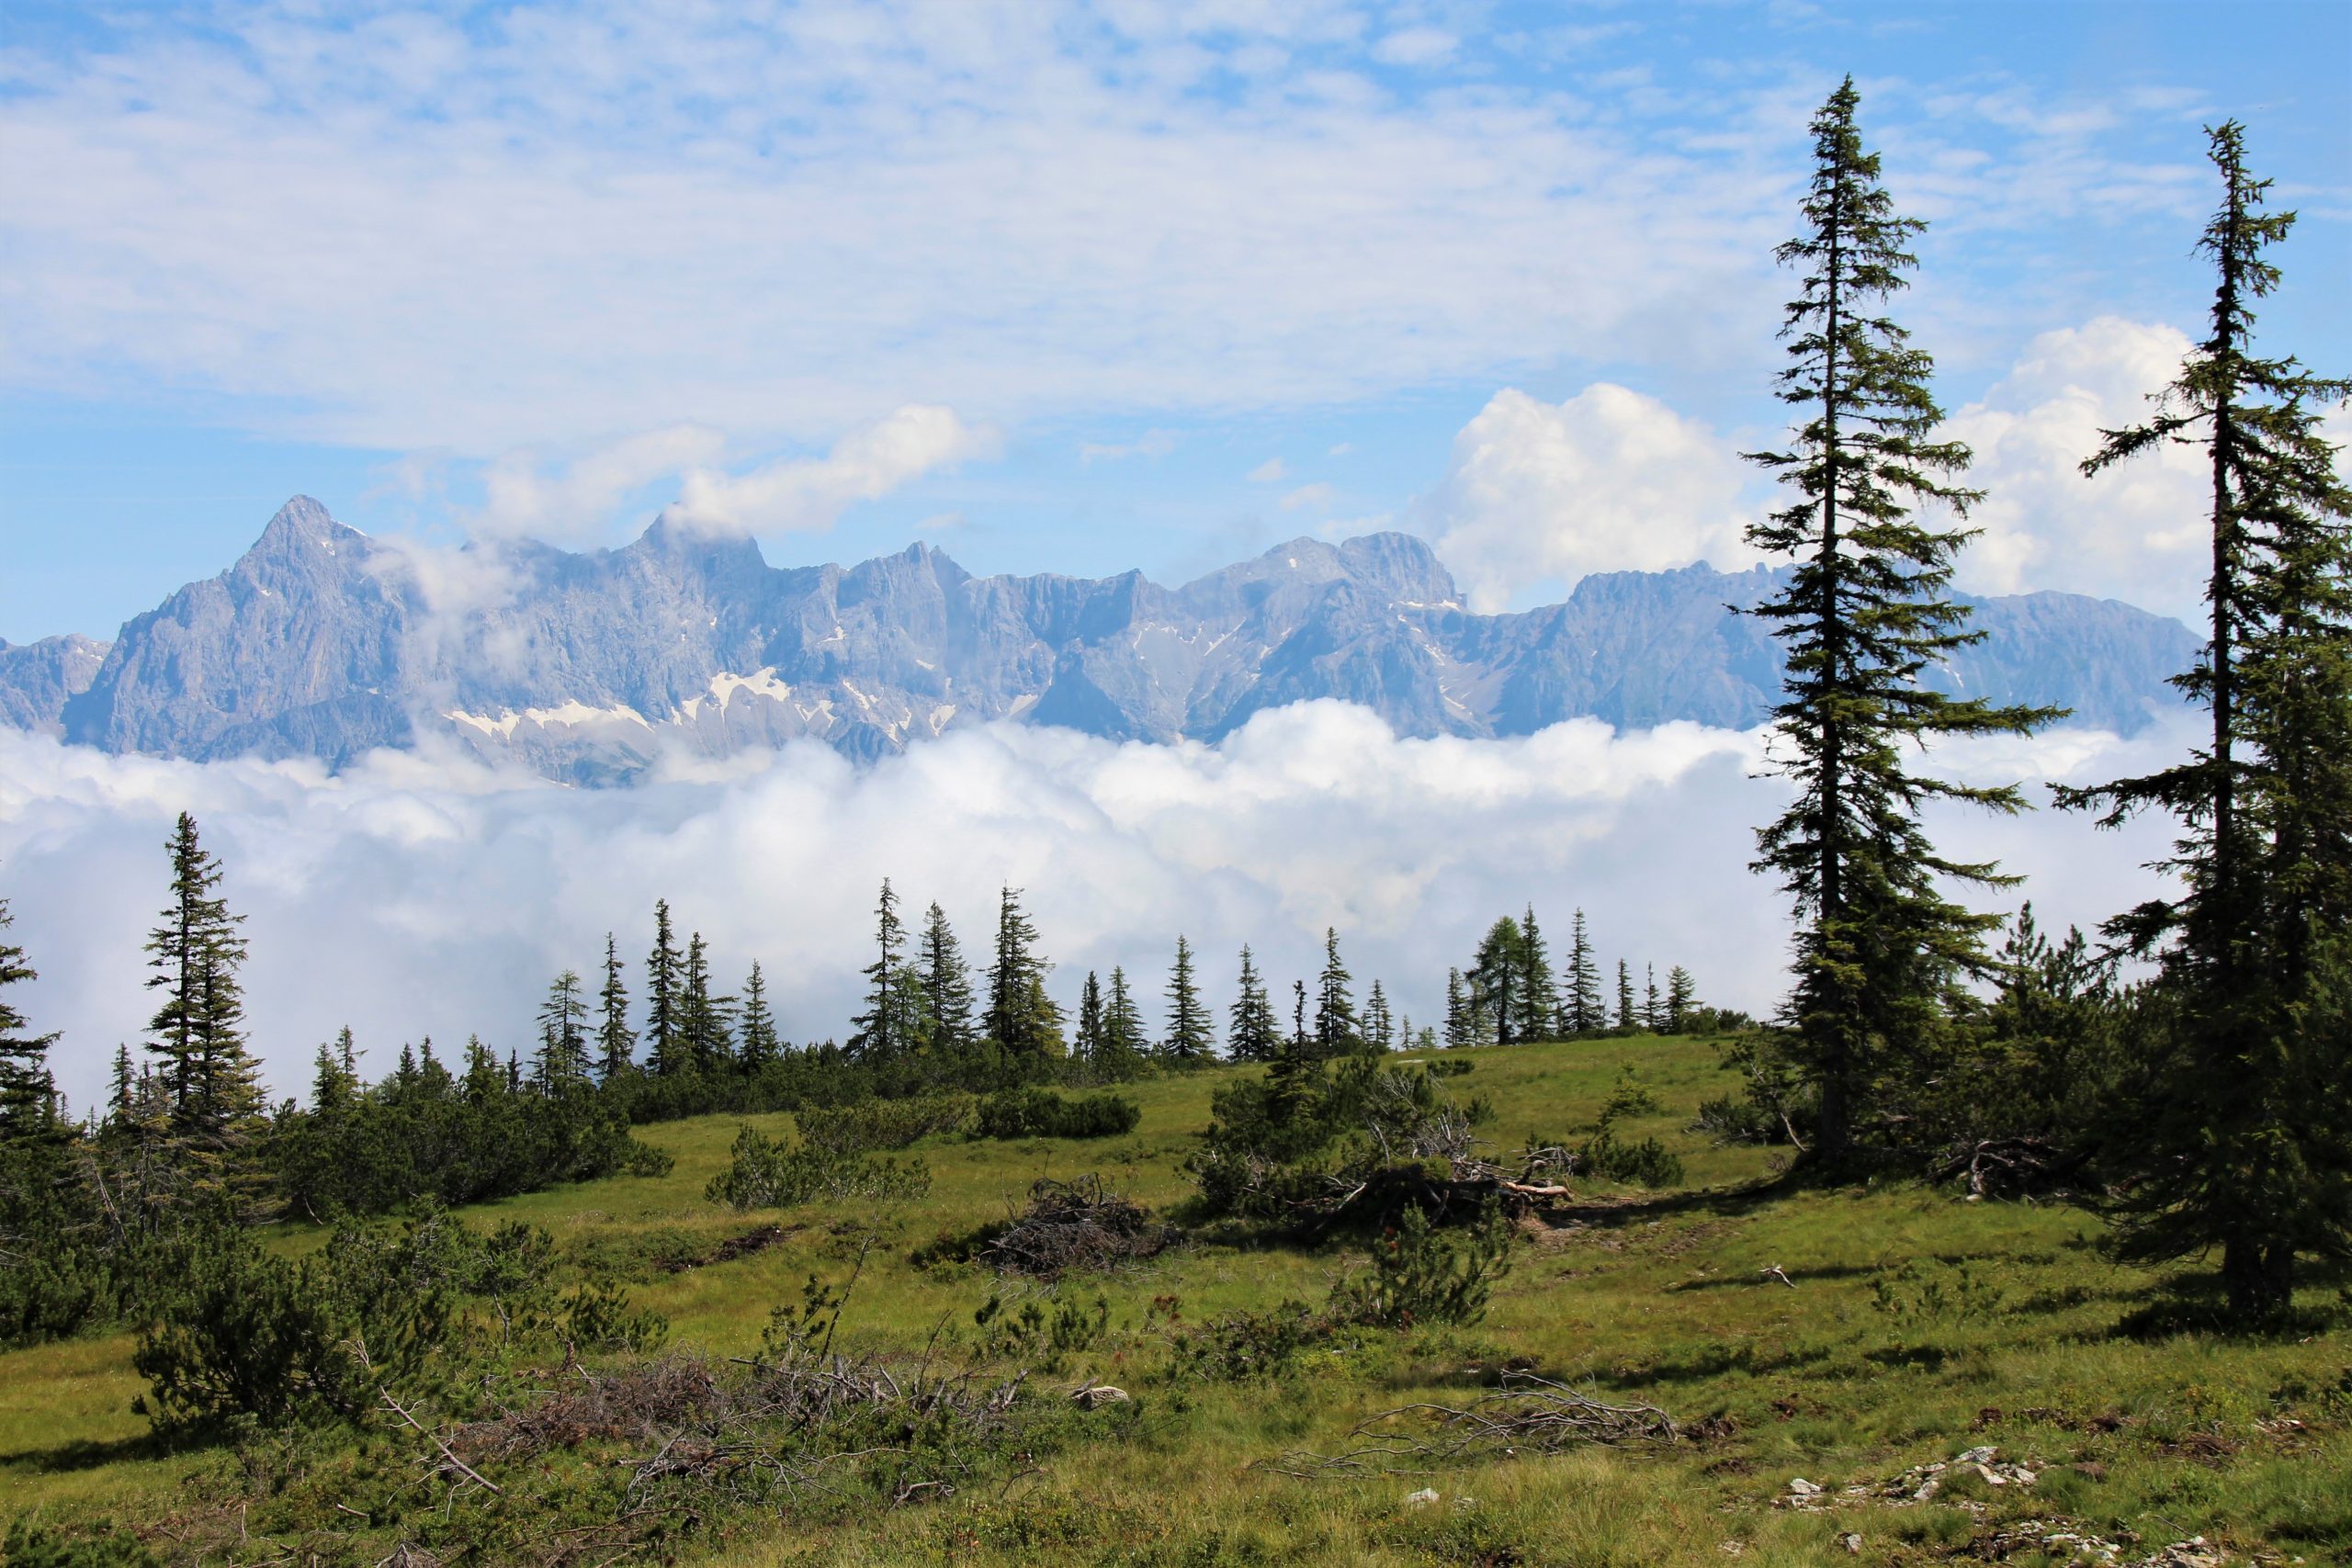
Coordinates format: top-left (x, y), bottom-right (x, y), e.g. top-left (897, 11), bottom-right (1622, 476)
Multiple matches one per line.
top-left (663, 405), bottom-right (997, 536)
top-left (1414, 385), bottom-right (1765, 610)
top-left (1280, 481), bottom-right (1335, 512)
top-left (1, 7), bottom-right (2226, 455)
top-left (1948, 317), bottom-right (2218, 619)
top-left (1247, 458), bottom-right (1289, 484)
top-left (1080, 429), bottom-right (1179, 464)
top-left (472, 425), bottom-right (727, 543)
top-left (0, 705), bottom-right (2181, 1115)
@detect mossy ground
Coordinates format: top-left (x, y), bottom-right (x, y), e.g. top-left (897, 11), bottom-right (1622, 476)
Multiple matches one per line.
top-left (5, 1034), bottom-right (2347, 1564)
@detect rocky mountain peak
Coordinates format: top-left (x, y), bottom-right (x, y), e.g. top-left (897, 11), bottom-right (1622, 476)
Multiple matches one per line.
top-left (2, 496), bottom-right (2200, 783)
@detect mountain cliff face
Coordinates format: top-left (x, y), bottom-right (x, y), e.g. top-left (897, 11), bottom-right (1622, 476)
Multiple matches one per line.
top-left (5, 497), bottom-right (2199, 783)
top-left (0, 634), bottom-right (109, 737)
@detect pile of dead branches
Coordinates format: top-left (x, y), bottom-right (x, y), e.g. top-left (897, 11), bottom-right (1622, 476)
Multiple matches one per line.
top-left (982, 1175), bottom-right (1176, 1278)
top-left (442, 1333), bottom-right (1045, 1526)
top-left (1257, 1372), bottom-right (1676, 1476)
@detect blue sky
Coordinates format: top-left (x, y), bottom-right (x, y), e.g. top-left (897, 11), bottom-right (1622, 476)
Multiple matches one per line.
top-left (3, 0), bottom-right (2346, 640)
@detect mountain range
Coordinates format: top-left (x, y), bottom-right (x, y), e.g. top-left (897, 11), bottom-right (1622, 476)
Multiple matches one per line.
top-left (0, 496), bottom-right (2198, 784)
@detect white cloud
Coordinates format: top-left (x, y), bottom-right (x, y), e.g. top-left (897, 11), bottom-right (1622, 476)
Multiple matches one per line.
top-left (1280, 481), bottom-right (1335, 512)
top-left (664, 405), bottom-right (997, 536)
top-left (473, 424), bottom-right (725, 542)
top-left (1414, 385), bottom-right (1764, 610)
top-left (1946, 317), bottom-right (2213, 618)
top-left (1247, 457), bottom-right (1289, 484)
top-left (0, 706), bottom-right (2181, 1115)
top-left (1080, 429), bottom-right (1180, 463)
top-left (1372, 27), bottom-right (1458, 66)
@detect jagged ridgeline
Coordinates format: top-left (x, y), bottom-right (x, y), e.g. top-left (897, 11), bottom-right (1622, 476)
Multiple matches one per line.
top-left (0, 497), bottom-right (2194, 783)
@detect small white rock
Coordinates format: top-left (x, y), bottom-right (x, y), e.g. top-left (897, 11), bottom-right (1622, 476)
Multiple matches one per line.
top-left (1788, 1477), bottom-right (1822, 1496)
top-left (1405, 1487), bottom-right (1440, 1509)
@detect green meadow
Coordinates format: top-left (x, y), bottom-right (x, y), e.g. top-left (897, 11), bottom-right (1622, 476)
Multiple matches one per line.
top-left (6, 1034), bottom-right (2347, 1566)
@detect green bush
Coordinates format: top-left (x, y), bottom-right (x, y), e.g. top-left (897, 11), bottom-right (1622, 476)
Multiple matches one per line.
top-left (972, 1088), bottom-right (1141, 1140)
top-left (796, 1094), bottom-right (969, 1155)
top-left (128, 1205), bottom-right (650, 1436)
top-left (1330, 1196), bottom-right (1514, 1329)
top-left (704, 1124), bottom-right (933, 1212)
top-left (1577, 1126), bottom-right (1686, 1189)
top-left (0, 1519), bottom-right (161, 1568)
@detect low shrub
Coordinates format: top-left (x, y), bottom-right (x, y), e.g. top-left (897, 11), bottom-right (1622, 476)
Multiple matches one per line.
top-left (1330, 1195), bottom-right (1515, 1329)
top-left (972, 1089), bottom-right (1141, 1141)
top-left (704, 1125), bottom-right (933, 1212)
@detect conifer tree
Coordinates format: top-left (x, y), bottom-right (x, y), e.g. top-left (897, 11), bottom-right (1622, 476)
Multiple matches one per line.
top-left (678, 931), bottom-right (738, 1069)
top-left (850, 880), bottom-right (916, 1060)
top-left (1363, 979), bottom-right (1395, 1055)
top-left (1292, 979), bottom-right (1309, 1053)
top-left (1101, 966), bottom-right (1148, 1075)
top-left (1313, 928), bottom-right (1363, 1057)
top-left (646, 900), bottom-right (682, 1073)
top-left (1443, 967), bottom-right (1471, 1049)
top-left (985, 887), bottom-right (1060, 1057)
top-left (0, 897), bottom-right (62, 1142)
top-left (1614, 960), bottom-right (1636, 1032)
top-left (1644, 964), bottom-right (1663, 1032)
top-left (1162, 935), bottom-right (1214, 1065)
top-left (142, 812), bottom-right (265, 1168)
top-left (535, 969), bottom-right (591, 1089)
top-left (108, 1043), bottom-right (135, 1122)
top-left (2058, 121), bottom-right (2352, 1320)
top-left (309, 1028), bottom-right (359, 1118)
top-left (1560, 909), bottom-right (1604, 1034)
top-left (1665, 965), bottom-right (1700, 1032)
top-left (738, 961), bottom-right (781, 1069)
top-left (1074, 970), bottom-right (1105, 1070)
top-left (1516, 906), bottom-right (1556, 1041)
top-left (917, 901), bottom-right (978, 1055)
top-left (1743, 77), bottom-right (2053, 1163)
top-left (597, 932), bottom-right (637, 1078)
top-left (1227, 945), bottom-right (1281, 1063)
top-left (1469, 917), bottom-right (1522, 1045)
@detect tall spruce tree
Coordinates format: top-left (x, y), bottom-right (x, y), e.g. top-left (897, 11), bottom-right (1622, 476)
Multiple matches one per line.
top-left (597, 932), bottom-right (637, 1078)
top-left (0, 897), bottom-right (61, 1141)
top-left (1443, 967), bottom-right (1472, 1049)
top-left (645, 900), bottom-right (682, 1074)
top-left (985, 887), bottom-right (1060, 1057)
top-left (850, 879), bottom-right (918, 1060)
top-left (1516, 906), bottom-right (1556, 1042)
top-left (1560, 909), bottom-right (1604, 1034)
top-left (1665, 965), bottom-right (1700, 1033)
top-left (1744, 77), bottom-right (2053, 1163)
top-left (1101, 966), bottom-right (1148, 1076)
top-left (678, 932), bottom-right (738, 1069)
top-left (1314, 928), bottom-right (1363, 1057)
top-left (916, 901), bottom-right (978, 1055)
top-left (1644, 964), bottom-right (1663, 1032)
top-left (535, 969), bottom-right (591, 1089)
top-left (1227, 945), bottom-right (1281, 1063)
top-left (2057, 121), bottom-right (2352, 1320)
top-left (1074, 971), bottom-right (1106, 1072)
top-left (1162, 935), bottom-right (1215, 1065)
top-left (1469, 917), bottom-right (1522, 1045)
top-left (1363, 979), bottom-right (1395, 1054)
top-left (1614, 960), bottom-right (1635, 1032)
top-left (142, 812), bottom-right (264, 1167)
top-left (738, 962), bottom-right (781, 1068)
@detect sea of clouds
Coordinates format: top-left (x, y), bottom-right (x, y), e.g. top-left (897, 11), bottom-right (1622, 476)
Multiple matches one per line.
top-left (0, 703), bottom-right (2188, 1113)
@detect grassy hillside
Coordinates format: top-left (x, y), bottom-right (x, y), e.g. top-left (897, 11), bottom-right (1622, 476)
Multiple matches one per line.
top-left (6, 1034), bottom-right (2347, 1565)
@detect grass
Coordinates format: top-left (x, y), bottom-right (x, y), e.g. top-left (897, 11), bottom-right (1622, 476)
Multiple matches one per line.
top-left (6, 1033), bottom-right (2348, 1565)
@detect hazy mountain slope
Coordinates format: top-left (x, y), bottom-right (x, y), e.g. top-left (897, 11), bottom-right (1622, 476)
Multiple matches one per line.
top-left (6, 497), bottom-right (2199, 783)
